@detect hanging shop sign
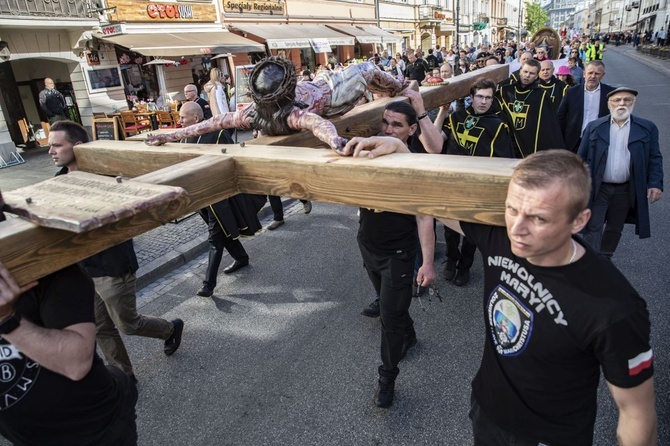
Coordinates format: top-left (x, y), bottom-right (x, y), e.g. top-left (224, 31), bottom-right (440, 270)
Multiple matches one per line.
top-left (223, 0), bottom-right (284, 15)
top-left (105, 0), bottom-right (216, 22)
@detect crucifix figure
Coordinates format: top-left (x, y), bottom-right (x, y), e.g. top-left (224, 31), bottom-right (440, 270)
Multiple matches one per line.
top-left (144, 57), bottom-right (408, 154)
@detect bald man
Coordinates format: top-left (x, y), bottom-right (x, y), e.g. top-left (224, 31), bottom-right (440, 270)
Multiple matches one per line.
top-left (538, 60), bottom-right (568, 113)
top-left (39, 78), bottom-right (68, 124)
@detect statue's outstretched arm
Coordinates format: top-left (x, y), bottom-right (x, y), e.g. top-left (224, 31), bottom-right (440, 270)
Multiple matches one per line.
top-left (358, 63), bottom-right (407, 96)
top-left (287, 109), bottom-right (348, 155)
top-left (145, 106), bottom-right (253, 146)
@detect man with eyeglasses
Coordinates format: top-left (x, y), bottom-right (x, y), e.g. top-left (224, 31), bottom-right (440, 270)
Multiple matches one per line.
top-left (557, 60), bottom-right (614, 152)
top-left (183, 83), bottom-right (212, 120)
top-left (439, 78), bottom-right (513, 285)
top-left (578, 87), bottom-right (663, 258)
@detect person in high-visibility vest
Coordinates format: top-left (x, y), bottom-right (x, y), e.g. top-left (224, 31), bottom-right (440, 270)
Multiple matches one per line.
top-left (585, 39), bottom-right (606, 62)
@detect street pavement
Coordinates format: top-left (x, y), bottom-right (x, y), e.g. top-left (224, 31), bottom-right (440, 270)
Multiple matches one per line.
top-left (0, 44), bottom-right (668, 445)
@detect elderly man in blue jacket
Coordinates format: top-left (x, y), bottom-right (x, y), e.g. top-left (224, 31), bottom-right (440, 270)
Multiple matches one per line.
top-left (578, 86), bottom-right (664, 257)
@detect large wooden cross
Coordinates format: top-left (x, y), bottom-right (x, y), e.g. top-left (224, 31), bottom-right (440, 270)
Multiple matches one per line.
top-left (1, 66), bottom-right (518, 286)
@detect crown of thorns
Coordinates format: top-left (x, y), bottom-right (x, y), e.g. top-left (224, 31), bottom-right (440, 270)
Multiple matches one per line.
top-left (249, 57), bottom-right (297, 104)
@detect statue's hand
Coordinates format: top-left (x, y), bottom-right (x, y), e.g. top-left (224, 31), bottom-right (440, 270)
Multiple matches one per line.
top-left (330, 136), bottom-right (350, 156)
top-left (144, 134), bottom-right (168, 146)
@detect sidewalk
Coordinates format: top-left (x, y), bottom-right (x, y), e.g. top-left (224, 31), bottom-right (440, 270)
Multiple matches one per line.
top-left (607, 43), bottom-right (670, 77)
top-left (0, 136), bottom-right (299, 289)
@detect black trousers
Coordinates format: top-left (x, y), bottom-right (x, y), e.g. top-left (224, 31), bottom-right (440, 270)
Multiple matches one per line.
top-left (269, 195), bottom-right (308, 221)
top-left (98, 365), bottom-right (138, 446)
top-left (199, 208), bottom-right (248, 288)
top-left (444, 226), bottom-right (476, 269)
top-left (470, 395), bottom-right (540, 446)
top-left (358, 242), bottom-right (415, 380)
top-left (583, 182), bottom-right (631, 257)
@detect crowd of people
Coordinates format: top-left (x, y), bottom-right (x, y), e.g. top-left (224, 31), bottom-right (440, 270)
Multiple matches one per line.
top-left (0, 33), bottom-right (664, 445)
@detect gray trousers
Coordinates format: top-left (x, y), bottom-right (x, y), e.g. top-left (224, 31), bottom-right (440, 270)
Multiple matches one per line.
top-left (94, 273), bottom-right (174, 375)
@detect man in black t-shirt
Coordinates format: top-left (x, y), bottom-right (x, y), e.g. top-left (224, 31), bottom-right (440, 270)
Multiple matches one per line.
top-left (48, 121), bottom-right (185, 383)
top-left (355, 101), bottom-right (436, 409)
top-left (341, 142), bottom-right (658, 445)
top-left (404, 49), bottom-right (429, 83)
top-left (0, 204), bottom-right (137, 445)
top-left (183, 83), bottom-right (213, 120)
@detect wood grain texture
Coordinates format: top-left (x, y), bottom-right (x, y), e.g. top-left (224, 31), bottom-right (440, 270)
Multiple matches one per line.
top-left (4, 172), bottom-right (186, 233)
top-left (1, 155), bottom-right (237, 286)
top-left (249, 65), bottom-right (509, 149)
top-left (74, 139), bottom-right (517, 224)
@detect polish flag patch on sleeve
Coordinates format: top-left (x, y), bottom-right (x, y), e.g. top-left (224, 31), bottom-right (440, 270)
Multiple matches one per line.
top-left (628, 349), bottom-right (653, 376)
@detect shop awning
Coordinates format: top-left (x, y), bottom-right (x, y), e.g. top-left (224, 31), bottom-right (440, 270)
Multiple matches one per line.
top-left (231, 24), bottom-right (355, 49)
top-left (95, 30), bottom-right (265, 57)
top-left (326, 25), bottom-right (402, 44)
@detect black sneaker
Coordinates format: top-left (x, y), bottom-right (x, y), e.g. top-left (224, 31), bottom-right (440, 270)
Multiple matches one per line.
top-left (454, 268), bottom-right (471, 287)
top-left (375, 378), bottom-right (395, 408)
top-left (443, 260), bottom-right (457, 281)
top-left (361, 299), bottom-right (380, 318)
top-left (400, 335), bottom-right (417, 359)
top-left (164, 319), bottom-right (184, 356)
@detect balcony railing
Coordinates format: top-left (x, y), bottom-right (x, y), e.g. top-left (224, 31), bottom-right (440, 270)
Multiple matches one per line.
top-left (0, 0), bottom-right (93, 18)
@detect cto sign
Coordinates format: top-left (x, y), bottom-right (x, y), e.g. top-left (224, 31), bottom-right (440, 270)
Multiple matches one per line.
top-left (147, 3), bottom-right (194, 19)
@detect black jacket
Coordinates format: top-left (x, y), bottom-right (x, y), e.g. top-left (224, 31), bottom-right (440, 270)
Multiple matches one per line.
top-left (556, 82), bottom-right (614, 152)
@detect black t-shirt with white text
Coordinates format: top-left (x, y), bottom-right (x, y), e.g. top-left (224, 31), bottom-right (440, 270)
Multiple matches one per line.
top-left (462, 223), bottom-right (653, 445)
top-left (0, 265), bottom-right (123, 446)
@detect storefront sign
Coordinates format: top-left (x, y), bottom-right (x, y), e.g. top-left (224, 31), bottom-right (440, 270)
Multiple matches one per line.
top-left (105, 0), bottom-right (216, 22)
top-left (223, 0), bottom-right (284, 15)
top-left (147, 3), bottom-right (194, 19)
top-left (100, 24), bottom-right (124, 36)
top-left (310, 38), bottom-right (332, 54)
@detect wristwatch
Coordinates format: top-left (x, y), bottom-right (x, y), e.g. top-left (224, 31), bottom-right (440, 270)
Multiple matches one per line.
top-left (417, 111), bottom-right (429, 120)
top-left (0, 312), bottom-right (21, 335)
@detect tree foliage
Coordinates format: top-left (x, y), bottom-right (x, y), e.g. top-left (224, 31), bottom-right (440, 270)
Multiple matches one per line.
top-left (524, 1), bottom-right (550, 34)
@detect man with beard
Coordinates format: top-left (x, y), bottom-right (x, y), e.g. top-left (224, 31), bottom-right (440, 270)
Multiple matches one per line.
top-left (538, 60), bottom-right (568, 113)
top-left (578, 87), bottom-right (663, 258)
top-left (557, 60), bottom-right (614, 152)
top-left (146, 57), bottom-right (406, 154)
top-left (496, 59), bottom-right (565, 157)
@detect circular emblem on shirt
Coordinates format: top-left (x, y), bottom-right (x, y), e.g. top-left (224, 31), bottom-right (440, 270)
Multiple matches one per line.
top-left (487, 285), bottom-right (533, 356)
top-left (0, 343), bottom-right (40, 411)
top-left (513, 101), bottom-right (523, 113)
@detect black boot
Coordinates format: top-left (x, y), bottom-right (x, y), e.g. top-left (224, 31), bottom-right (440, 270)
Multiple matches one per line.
top-left (375, 377), bottom-right (395, 408)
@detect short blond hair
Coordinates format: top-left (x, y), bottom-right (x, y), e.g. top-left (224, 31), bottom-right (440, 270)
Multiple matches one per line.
top-left (512, 150), bottom-right (591, 220)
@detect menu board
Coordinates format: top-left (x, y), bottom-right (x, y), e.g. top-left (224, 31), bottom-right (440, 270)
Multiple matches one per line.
top-left (234, 64), bottom-right (255, 108)
top-left (92, 118), bottom-right (119, 140)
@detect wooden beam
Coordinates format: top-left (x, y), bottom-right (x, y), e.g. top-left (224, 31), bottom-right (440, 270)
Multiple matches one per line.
top-left (1, 155), bottom-right (238, 286)
top-left (74, 140), bottom-right (517, 223)
top-left (248, 65), bottom-right (509, 149)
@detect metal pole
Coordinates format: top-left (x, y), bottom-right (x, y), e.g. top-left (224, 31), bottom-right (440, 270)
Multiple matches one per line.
top-left (456, 0), bottom-right (461, 48)
top-left (518, 3), bottom-right (522, 46)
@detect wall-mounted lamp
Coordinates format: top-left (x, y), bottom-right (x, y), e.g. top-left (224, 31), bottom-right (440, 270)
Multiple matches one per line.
top-left (0, 40), bottom-right (10, 62)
